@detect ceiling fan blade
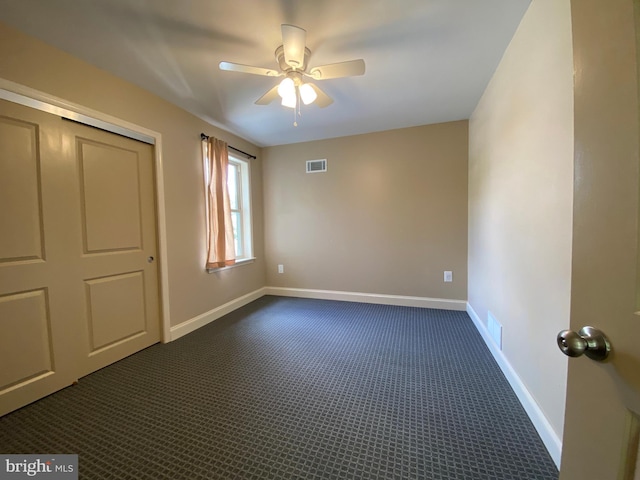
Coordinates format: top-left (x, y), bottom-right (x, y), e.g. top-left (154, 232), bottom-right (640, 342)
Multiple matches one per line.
top-left (308, 59), bottom-right (366, 80)
top-left (219, 61), bottom-right (281, 77)
top-left (281, 24), bottom-right (306, 69)
top-left (255, 85), bottom-right (280, 105)
top-left (308, 84), bottom-right (333, 108)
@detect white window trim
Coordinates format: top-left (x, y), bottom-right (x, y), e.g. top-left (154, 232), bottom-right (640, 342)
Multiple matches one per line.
top-left (228, 154), bottom-right (253, 261)
top-left (229, 154), bottom-right (253, 263)
top-left (206, 257), bottom-right (256, 274)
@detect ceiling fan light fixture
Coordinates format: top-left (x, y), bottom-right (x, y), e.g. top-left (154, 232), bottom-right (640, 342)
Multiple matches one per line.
top-left (281, 93), bottom-right (297, 109)
top-left (299, 83), bottom-right (317, 105)
top-left (219, 24), bottom-right (364, 116)
top-left (277, 77), bottom-right (295, 99)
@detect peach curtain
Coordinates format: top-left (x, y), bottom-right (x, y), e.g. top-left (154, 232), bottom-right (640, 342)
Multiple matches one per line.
top-left (205, 137), bottom-right (236, 269)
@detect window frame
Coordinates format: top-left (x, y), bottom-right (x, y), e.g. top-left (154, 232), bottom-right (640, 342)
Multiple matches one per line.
top-left (227, 154), bottom-right (253, 262)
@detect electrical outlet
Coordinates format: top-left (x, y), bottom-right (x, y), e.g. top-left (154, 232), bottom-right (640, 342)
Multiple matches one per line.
top-left (277, 264), bottom-right (284, 274)
top-left (444, 271), bottom-right (453, 282)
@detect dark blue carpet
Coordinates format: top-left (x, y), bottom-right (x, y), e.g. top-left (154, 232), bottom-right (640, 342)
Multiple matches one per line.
top-left (0, 295), bottom-right (558, 479)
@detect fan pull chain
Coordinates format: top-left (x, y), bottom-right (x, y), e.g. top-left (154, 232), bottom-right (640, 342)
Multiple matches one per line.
top-left (294, 88), bottom-right (301, 127)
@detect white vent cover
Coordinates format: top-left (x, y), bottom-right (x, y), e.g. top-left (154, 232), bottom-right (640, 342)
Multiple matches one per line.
top-left (306, 159), bottom-right (327, 173)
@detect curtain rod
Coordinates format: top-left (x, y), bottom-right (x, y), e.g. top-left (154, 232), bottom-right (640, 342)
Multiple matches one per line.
top-left (200, 133), bottom-right (257, 159)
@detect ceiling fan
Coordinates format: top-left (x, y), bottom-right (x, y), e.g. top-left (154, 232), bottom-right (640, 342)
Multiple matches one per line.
top-left (219, 24), bottom-right (365, 113)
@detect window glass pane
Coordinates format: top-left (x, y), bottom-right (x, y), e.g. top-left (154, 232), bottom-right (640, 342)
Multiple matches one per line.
top-left (227, 163), bottom-right (238, 210)
top-left (231, 211), bottom-right (242, 257)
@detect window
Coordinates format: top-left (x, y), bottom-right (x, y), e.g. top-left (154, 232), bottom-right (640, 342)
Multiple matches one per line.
top-left (202, 140), bottom-right (253, 270)
top-left (226, 155), bottom-right (253, 260)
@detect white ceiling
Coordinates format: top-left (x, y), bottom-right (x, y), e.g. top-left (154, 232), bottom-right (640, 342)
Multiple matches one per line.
top-left (0, 0), bottom-right (530, 147)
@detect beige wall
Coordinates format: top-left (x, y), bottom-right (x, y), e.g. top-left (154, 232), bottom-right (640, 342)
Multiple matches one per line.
top-left (0, 22), bottom-right (266, 328)
top-left (468, 0), bottom-right (573, 439)
top-left (263, 121), bottom-right (468, 300)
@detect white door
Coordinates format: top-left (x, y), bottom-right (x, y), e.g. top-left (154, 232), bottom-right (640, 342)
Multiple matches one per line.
top-left (559, 0), bottom-right (640, 478)
top-left (0, 99), bottom-right (160, 416)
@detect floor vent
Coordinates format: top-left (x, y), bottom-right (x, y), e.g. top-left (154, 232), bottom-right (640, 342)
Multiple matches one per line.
top-left (488, 311), bottom-right (503, 350)
top-left (306, 159), bottom-right (327, 173)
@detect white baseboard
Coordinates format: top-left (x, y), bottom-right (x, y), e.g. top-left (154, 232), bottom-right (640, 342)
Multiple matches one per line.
top-left (265, 287), bottom-right (467, 311)
top-left (170, 286), bottom-right (465, 342)
top-left (466, 303), bottom-right (562, 468)
top-left (170, 287), bottom-right (267, 341)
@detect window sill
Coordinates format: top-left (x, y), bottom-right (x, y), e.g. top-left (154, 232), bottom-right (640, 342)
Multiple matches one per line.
top-left (206, 257), bottom-right (256, 274)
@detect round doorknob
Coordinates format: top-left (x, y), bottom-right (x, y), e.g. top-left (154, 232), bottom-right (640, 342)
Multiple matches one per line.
top-left (556, 326), bottom-right (611, 361)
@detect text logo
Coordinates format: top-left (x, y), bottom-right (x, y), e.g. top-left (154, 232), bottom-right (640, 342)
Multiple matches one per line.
top-left (0, 455), bottom-right (77, 479)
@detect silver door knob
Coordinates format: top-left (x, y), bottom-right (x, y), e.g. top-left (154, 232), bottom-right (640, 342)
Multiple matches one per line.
top-left (556, 326), bottom-right (611, 361)
top-left (147, 256), bottom-right (155, 263)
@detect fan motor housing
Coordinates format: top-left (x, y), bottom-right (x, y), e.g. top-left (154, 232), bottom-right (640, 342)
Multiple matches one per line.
top-left (275, 45), bottom-right (311, 72)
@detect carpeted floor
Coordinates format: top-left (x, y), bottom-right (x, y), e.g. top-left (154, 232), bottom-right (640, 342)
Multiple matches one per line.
top-left (0, 296), bottom-right (559, 479)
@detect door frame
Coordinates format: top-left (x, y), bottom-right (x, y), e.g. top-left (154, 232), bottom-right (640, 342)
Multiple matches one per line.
top-left (0, 77), bottom-right (172, 343)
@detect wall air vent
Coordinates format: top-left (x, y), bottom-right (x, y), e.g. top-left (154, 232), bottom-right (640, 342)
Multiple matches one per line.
top-left (306, 159), bottom-right (327, 173)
